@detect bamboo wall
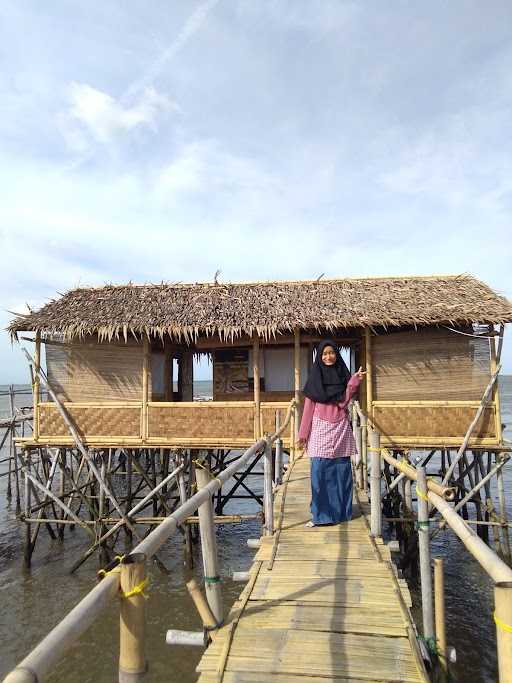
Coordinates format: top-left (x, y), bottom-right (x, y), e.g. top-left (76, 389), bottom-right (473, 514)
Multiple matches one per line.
top-left (35, 401), bottom-right (292, 447)
top-left (369, 328), bottom-right (499, 445)
top-left (46, 341), bottom-right (143, 402)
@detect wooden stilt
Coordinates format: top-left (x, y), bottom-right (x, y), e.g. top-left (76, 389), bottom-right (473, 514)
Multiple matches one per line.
top-left (119, 553), bottom-right (147, 682)
top-left (369, 429), bottom-right (381, 537)
top-left (263, 437), bottom-right (274, 536)
top-left (417, 467), bottom-right (434, 640)
top-left (196, 466), bottom-right (223, 624)
top-left (434, 558), bottom-right (447, 679)
top-left (252, 335), bottom-right (261, 439)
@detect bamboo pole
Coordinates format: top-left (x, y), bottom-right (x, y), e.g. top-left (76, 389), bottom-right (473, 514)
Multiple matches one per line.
top-left (196, 466), bottom-right (223, 624)
top-left (360, 413), bottom-right (368, 491)
top-left (495, 581), bottom-right (512, 683)
top-left (177, 459), bottom-right (193, 569)
top-left (434, 559), bottom-right (447, 678)
top-left (253, 335), bottom-right (261, 439)
top-left (263, 437), bottom-right (274, 536)
top-left (442, 364), bottom-right (502, 485)
top-left (369, 429), bottom-right (381, 537)
top-left (417, 467), bottom-right (434, 640)
top-left (294, 328), bottom-right (301, 430)
top-left (491, 328), bottom-right (504, 445)
top-left (23, 450), bottom-right (32, 567)
top-left (185, 578), bottom-right (218, 631)
top-left (33, 333), bottom-right (40, 442)
top-left (119, 553), bottom-right (147, 682)
top-left (353, 405), bottom-right (363, 489)
top-left (142, 338), bottom-right (150, 441)
top-left (274, 411), bottom-right (283, 485)
top-left (364, 328), bottom-right (373, 417)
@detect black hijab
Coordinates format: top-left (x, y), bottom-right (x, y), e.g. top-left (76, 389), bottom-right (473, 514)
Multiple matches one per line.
top-left (303, 339), bottom-right (351, 404)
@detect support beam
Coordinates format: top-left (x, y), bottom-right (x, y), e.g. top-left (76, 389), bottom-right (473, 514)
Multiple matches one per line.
top-left (33, 332), bottom-right (41, 441)
top-left (364, 328), bottom-right (373, 418)
top-left (263, 437), bottom-right (274, 536)
top-left (369, 429), bottom-right (381, 537)
top-left (119, 553), bottom-right (147, 682)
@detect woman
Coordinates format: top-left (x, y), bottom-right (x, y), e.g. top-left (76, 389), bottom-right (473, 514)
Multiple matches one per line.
top-left (298, 340), bottom-right (365, 527)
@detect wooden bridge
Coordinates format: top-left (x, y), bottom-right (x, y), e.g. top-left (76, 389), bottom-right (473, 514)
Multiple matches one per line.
top-left (197, 453), bottom-right (428, 683)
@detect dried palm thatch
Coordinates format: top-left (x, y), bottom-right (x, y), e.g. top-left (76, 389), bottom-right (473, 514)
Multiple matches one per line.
top-left (7, 274), bottom-right (512, 344)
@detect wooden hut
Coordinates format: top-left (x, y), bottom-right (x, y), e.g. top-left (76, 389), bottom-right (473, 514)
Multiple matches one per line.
top-left (8, 274), bottom-right (512, 450)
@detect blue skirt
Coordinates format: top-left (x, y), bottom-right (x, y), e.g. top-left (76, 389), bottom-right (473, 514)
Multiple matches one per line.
top-left (310, 457), bottom-right (353, 525)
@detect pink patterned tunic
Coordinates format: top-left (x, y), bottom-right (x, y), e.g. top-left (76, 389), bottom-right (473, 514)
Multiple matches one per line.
top-left (298, 375), bottom-right (361, 459)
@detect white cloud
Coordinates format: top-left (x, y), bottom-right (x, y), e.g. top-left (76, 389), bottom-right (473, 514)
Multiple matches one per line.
top-left (60, 83), bottom-right (175, 151)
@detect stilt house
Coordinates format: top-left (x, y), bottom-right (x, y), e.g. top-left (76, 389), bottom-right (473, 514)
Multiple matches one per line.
top-left (8, 275), bottom-right (512, 450)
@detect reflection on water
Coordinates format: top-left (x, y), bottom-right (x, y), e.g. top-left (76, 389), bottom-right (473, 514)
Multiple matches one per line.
top-left (1, 379), bottom-right (511, 682)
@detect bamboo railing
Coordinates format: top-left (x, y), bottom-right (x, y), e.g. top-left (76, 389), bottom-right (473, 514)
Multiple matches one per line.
top-left (352, 400), bottom-right (512, 682)
top-left (3, 400), bottom-right (296, 683)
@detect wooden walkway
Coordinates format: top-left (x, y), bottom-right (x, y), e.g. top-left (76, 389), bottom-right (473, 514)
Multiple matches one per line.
top-left (197, 455), bottom-right (428, 683)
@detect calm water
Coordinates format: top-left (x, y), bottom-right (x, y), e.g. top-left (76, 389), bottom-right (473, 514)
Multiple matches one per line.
top-left (0, 380), bottom-right (511, 682)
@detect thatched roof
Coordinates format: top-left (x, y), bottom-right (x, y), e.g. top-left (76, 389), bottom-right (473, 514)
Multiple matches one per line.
top-left (8, 275), bottom-right (512, 343)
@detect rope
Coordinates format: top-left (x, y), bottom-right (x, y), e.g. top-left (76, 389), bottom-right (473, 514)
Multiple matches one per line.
top-left (192, 459), bottom-right (223, 486)
top-left (204, 575), bottom-right (221, 585)
top-left (494, 612), bottom-right (512, 634)
top-left (120, 576), bottom-right (149, 600)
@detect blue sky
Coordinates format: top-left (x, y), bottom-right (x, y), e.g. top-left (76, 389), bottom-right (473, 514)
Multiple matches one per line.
top-left (1, 0), bottom-right (511, 383)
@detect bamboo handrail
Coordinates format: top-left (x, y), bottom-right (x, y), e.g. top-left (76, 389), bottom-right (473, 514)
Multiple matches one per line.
top-left (269, 399), bottom-right (296, 440)
top-left (3, 435), bottom-right (269, 682)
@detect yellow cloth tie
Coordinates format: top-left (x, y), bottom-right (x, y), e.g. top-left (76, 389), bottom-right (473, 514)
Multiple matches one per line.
top-left (368, 447), bottom-right (382, 453)
top-left (494, 612), bottom-right (512, 634)
top-left (416, 488), bottom-right (429, 503)
top-left (121, 576), bottom-right (149, 600)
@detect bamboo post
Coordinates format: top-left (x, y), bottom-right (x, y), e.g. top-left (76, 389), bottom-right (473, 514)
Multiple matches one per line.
top-left (181, 350), bottom-right (194, 401)
top-left (263, 437), bottom-right (274, 536)
top-left (353, 405), bottom-right (363, 489)
top-left (369, 429), bottom-right (381, 537)
top-left (361, 413), bottom-right (368, 491)
top-left (119, 553), bottom-right (147, 682)
top-left (196, 466), bottom-right (223, 624)
top-left (164, 352), bottom-right (172, 401)
top-left (495, 581), bottom-right (512, 683)
top-left (417, 467), bottom-right (434, 640)
top-left (253, 335), bottom-right (261, 439)
top-left (177, 458), bottom-right (193, 569)
top-left (275, 411), bottom-right (283, 485)
top-left (491, 331), bottom-right (503, 445)
top-left (7, 385), bottom-right (15, 500)
top-left (185, 577), bottom-right (218, 631)
top-left (33, 333), bottom-right (41, 442)
top-left (364, 328), bottom-right (373, 418)
top-left (142, 338), bottom-right (150, 442)
top-left (294, 328), bottom-right (301, 431)
top-left (434, 558), bottom-right (447, 678)
top-left (23, 450), bottom-right (32, 567)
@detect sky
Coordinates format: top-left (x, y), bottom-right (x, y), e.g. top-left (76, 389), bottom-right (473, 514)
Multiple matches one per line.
top-left (1, 0), bottom-right (511, 383)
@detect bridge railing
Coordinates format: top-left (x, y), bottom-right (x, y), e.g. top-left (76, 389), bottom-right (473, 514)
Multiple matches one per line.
top-left (3, 400), bottom-right (296, 683)
top-left (352, 400), bottom-right (512, 682)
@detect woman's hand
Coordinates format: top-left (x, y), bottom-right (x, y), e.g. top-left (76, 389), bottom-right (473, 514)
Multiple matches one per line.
top-left (355, 366), bottom-right (367, 379)
top-left (297, 438), bottom-right (306, 449)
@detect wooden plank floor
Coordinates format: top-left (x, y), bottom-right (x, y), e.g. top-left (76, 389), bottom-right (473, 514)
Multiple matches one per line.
top-left (197, 455), bottom-right (427, 683)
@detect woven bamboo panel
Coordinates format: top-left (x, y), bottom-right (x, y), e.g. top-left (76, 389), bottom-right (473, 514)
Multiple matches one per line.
top-left (261, 403), bottom-right (292, 438)
top-left (372, 328), bottom-right (491, 401)
top-left (372, 404), bottom-right (496, 438)
top-left (39, 404), bottom-right (141, 438)
top-left (46, 340), bottom-right (143, 402)
top-left (148, 405), bottom-right (254, 439)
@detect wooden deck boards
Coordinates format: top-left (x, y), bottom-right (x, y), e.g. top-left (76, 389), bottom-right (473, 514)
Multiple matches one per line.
top-left (196, 455), bottom-right (426, 683)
